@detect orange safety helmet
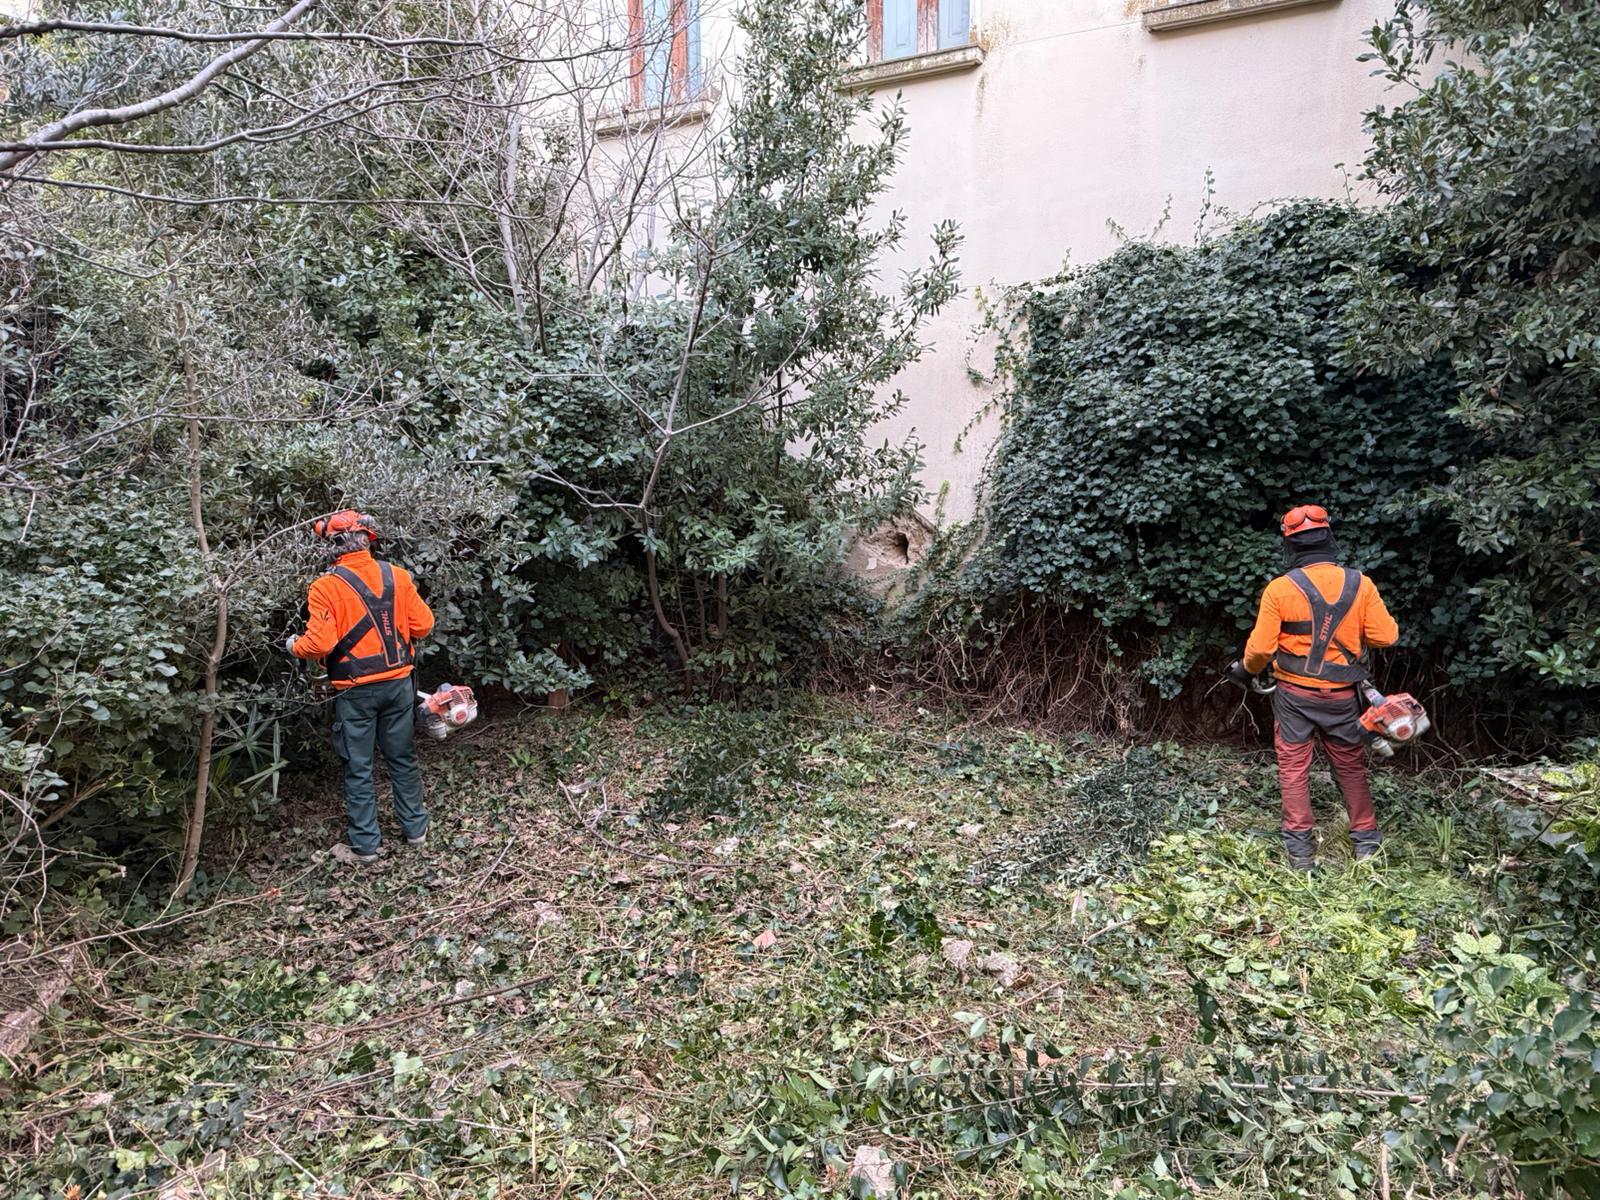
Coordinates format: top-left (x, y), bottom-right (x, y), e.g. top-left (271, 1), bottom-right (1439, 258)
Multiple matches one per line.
top-left (1280, 504), bottom-right (1331, 537)
top-left (312, 509), bottom-right (380, 543)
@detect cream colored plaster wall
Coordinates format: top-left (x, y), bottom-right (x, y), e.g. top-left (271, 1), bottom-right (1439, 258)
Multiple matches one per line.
top-left (861, 0), bottom-right (1400, 523)
top-left (582, 0), bottom-right (1400, 525)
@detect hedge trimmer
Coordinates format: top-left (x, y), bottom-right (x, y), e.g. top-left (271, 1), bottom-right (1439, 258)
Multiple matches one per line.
top-left (1356, 681), bottom-right (1430, 757)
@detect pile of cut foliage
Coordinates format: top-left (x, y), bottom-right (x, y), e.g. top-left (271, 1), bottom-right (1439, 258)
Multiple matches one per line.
top-left (3, 697), bottom-right (1596, 1199)
top-left (972, 747), bottom-right (1203, 887)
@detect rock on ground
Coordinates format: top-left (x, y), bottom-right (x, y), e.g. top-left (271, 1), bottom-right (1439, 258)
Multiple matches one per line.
top-left (848, 1145), bottom-right (897, 1198)
top-left (939, 937), bottom-right (974, 970)
top-left (0, 950), bottom-right (82, 1063)
top-left (978, 951), bottom-right (1025, 989)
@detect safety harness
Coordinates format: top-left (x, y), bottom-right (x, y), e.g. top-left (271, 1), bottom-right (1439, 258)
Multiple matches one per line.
top-left (324, 562), bottom-right (414, 684)
top-left (1274, 567), bottom-right (1368, 684)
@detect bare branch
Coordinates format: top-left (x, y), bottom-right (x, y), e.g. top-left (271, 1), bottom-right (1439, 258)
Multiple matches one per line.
top-left (0, 16), bottom-right (493, 50)
top-left (0, 0), bottom-right (319, 175)
top-left (0, 16), bottom-right (632, 67)
top-left (0, 85), bottom-right (461, 157)
top-left (2, 173), bottom-right (546, 220)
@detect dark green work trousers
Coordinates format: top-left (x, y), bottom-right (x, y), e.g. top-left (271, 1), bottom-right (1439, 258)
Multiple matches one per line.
top-left (332, 675), bottom-right (428, 855)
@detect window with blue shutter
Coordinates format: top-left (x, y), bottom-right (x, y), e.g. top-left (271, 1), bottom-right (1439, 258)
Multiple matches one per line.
top-left (869, 1), bottom-right (973, 63)
top-left (630, 0), bottom-right (702, 107)
top-left (643, 0), bottom-right (673, 105)
top-left (685, 0), bottom-right (701, 98)
top-left (938, 0), bottom-right (969, 50)
top-left (882, 0), bottom-right (917, 60)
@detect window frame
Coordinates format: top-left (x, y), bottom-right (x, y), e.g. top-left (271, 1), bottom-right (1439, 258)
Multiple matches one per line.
top-left (628, 0), bottom-right (701, 108)
top-left (865, 0), bottom-right (971, 63)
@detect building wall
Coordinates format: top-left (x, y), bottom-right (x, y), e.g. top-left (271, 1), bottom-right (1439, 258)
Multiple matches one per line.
top-left (860, 0), bottom-right (1400, 524)
top-left (586, 0), bottom-right (1400, 526)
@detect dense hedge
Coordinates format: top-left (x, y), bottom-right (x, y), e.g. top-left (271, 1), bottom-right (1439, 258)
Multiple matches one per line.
top-left (907, 201), bottom-right (1535, 718)
top-left (904, 0), bottom-right (1600, 736)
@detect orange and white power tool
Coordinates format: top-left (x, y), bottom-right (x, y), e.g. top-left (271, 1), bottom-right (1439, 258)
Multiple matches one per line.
top-left (416, 683), bottom-right (479, 740)
top-left (1358, 681), bottom-right (1430, 757)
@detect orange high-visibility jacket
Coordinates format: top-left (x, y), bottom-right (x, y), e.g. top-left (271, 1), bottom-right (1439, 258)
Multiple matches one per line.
top-left (291, 550), bottom-right (434, 689)
top-left (1243, 562), bottom-right (1398, 690)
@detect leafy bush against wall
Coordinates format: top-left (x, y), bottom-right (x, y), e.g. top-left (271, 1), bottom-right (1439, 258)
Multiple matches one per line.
top-left (917, 201), bottom-right (1482, 699)
top-left (1355, 0), bottom-right (1600, 689)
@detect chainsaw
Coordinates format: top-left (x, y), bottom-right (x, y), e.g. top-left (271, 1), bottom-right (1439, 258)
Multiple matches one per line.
top-left (416, 683), bottom-right (479, 740)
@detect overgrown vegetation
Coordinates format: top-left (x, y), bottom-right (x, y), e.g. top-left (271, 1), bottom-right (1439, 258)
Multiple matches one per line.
top-left (4, 699), bottom-right (1596, 1198)
top-left (903, 201), bottom-right (1481, 723)
top-left (5, 0), bottom-right (1600, 1194)
top-left (1356, 0), bottom-right (1600, 691)
top-left (0, 0), bottom-right (955, 889)
top-left (901, 0), bottom-right (1600, 741)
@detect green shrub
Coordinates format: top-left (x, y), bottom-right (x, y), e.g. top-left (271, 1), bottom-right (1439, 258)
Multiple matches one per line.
top-left (1356, 0), bottom-right (1600, 690)
top-left (910, 201), bottom-right (1485, 702)
top-left (0, 492), bottom-right (206, 819)
top-left (1397, 983), bottom-right (1600, 1196)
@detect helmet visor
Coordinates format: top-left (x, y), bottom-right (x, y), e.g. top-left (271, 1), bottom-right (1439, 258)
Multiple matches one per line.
top-left (1281, 505), bottom-right (1330, 536)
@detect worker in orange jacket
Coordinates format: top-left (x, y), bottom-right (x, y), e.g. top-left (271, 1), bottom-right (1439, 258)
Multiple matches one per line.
top-left (288, 511), bottom-right (435, 863)
top-left (1227, 505), bottom-right (1399, 869)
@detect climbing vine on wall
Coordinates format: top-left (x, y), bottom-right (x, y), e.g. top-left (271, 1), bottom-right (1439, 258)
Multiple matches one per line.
top-left (905, 201), bottom-right (1502, 710)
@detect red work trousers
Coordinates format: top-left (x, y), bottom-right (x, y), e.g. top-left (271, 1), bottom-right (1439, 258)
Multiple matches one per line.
top-left (1272, 681), bottom-right (1377, 833)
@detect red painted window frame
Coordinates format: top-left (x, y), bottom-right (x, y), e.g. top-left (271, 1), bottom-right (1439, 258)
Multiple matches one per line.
top-left (865, 0), bottom-right (952, 62)
top-left (629, 0), bottom-right (694, 107)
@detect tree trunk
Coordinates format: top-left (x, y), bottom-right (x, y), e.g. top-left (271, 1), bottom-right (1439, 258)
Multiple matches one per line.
top-left (496, 81), bottom-right (529, 329)
top-left (172, 305), bottom-right (226, 901)
top-left (644, 543), bottom-right (692, 689)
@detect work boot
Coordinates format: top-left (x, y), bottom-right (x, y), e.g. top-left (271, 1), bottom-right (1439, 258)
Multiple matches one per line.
top-left (331, 843), bottom-right (380, 866)
top-left (406, 831), bottom-right (428, 849)
top-left (1351, 829), bottom-right (1383, 861)
top-left (1281, 829), bottom-right (1316, 872)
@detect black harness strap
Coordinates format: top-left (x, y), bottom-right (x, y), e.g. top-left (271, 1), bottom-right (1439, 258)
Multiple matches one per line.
top-left (1274, 567), bottom-right (1368, 683)
top-left (325, 613), bottom-right (375, 678)
top-left (325, 562), bottom-right (414, 683)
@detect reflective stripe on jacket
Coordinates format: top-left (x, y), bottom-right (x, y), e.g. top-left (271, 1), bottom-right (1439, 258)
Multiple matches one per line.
top-left (291, 550), bottom-right (434, 689)
top-left (1242, 562), bottom-right (1398, 690)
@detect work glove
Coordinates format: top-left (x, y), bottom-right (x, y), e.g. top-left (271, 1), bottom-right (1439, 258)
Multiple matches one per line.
top-left (1224, 660), bottom-right (1253, 688)
top-left (284, 634), bottom-right (300, 656)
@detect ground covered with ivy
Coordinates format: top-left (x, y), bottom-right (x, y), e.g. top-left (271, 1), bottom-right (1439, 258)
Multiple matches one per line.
top-left (5, 698), bottom-right (1594, 1199)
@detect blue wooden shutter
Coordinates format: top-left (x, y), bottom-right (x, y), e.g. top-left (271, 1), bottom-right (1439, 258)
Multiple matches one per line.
top-left (644, 0), bottom-right (672, 104)
top-left (882, 0), bottom-right (917, 60)
top-left (938, 0), bottom-right (969, 49)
